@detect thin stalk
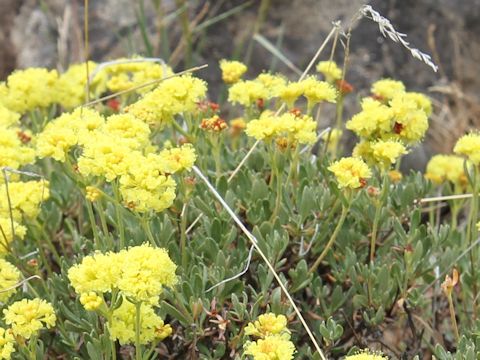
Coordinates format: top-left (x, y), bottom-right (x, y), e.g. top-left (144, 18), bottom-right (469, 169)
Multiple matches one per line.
top-left (370, 175), bottom-right (388, 262)
top-left (96, 202), bottom-right (113, 248)
top-left (135, 302), bottom-right (142, 360)
top-left (467, 166), bottom-right (479, 318)
top-left (85, 200), bottom-right (101, 248)
top-left (180, 202), bottom-right (189, 268)
top-left (112, 181), bottom-right (126, 249)
top-left (447, 293), bottom-right (460, 342)
top-left (309, 203), bottom-right (349, 274)
top-left (141, 215), bottom-right (156, 247)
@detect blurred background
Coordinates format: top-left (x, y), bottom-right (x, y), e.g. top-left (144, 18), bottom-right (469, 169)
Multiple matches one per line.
top-left (1, 0), bottom-right (479, 168)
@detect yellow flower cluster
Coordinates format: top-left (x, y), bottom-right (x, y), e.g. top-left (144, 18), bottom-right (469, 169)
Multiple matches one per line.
top-left (243, 313), bottom-right (295, 360)
top-left (0, 68), bottom-right (58, 114)
top-left (316, 61), bottom-right (342, 83)
top-left (346, 349), bottom-right (388, 360)
top-left (0, 259), bottom-right (20, 303)
top-left (0, 125), bottom-right (35, 173)
top-left (108, 299), bottom-right (172, 345)
top-left (370, 140), bottom-right (407, 170)
top-left (0, 181), bottom-right (50, 221)
top-left (246, 112), bottom-right (317, 145)
top-left (126, 75), bottom-right (207, 126)
top-left (0, 105), bottom-right (21, 127)
top-left (228, 80), bottom-right (270, 107)
top-left (68, 243), bottom-right (177, 305)
top-left (425, 155), bottom-right (467, 185)
top-left (102, 58), bottom-right (173, 94)
top-left (79, 292), bottom-right (104, 311)
top-left (220, 59), bottom-right (248, 84)
top-left (346, 80), bottom-right (431, 145)
top-left (0, 327), bottom-right (14, 359)
top-left (279, 77), bottom-right (337, 110)
top-left (0, 218), bottom-right (27, 255)
top-left (454, 133), bottom-right (480, 165)
top-left (328, 157), bottom-right (372, 189)
top-left (3, 298), bottom-right (56, 340)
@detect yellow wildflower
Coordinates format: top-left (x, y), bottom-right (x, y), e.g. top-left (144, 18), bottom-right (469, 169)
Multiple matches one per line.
top-left (104, 113), bottom-right (151, 149)
top-left (228, 80), bottom-right (269, 107)
top-left (454, 133), bottom-right (480, 165)
top-left (85, 186), bottom-right (102, 202)
top-left (158, 144), bottom-right (197, 174)
top-left (254, 73), bottom-right (286, 98)
top-left (402, 92), bottom-right (432, 116)
top-left (244, 334), bottom-right (295, 360)
top-left (300, 76), bottom-right (337, 111)
top-left (244, 313), bottom-right (289, 338)
top-left (126, 75), bottom-right (207, 126)
top-left (0, 105), bottom-right (21, 127)
top-left (278, 81), bottom-right (304, 108)
top-left (389, 93), bottom-right (429, 143)
top-left (0, 259), bottom-right (21, 303)
top-left (0, 181), bottom-right (49, 221)
top-left (388, 170), bottom-right (403, 183)
top-left (220, 59), bottom-right (247, 84)
top-left (425, 155), bottom-right (467, 185)
top-left (316, 60), bottom-right (342, 82)
top-left (352, 141), bottom-right (375, 164)
top-left (119, 153), bottom-right (177, 213)
top-left (200, 115), bottom-right (228, 132)
top-left (3, 298), bottom-right (56, 339)
top-left (371, 78), bottom-right (405, 100)
top-left (328, 157), bottom-right (372, 189)
top-left (0, 126), bottom-right (35, 170)
top-left (0, 327), bottom-right (15, 359)
top-left (79, 292), bottom-right (103, 311)
top-left (346, 98), bottom-right (393, 139)
top-left (116, 243), bottom-right (177, 304)
top-left (2, 68), bottom-right (58, 114)
top-left (68, 251), bottom-right (124, 294)
top-left (108, 299), bottom-right (172, 345)
top-left (371, 140), bottom-right (408, 169)
top-left (0, 217), bottom-right (27, 255)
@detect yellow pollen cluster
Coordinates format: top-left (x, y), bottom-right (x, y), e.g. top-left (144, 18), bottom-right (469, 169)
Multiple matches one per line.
top-left (371, 78), bottom-right (405, 100)
top-left (316, 60), bottom-right (343, 83)
top-left (246, 112), bottom-right (317, 145)
top-left (454, 133), bottom-right (480, 165)
top-left (328, 157), bottom-right (372, 189)
top-left (243, 313), bottom-right (295, 360)
top-left (79, 292), bottom-right (104, 311)
top-left (370, 140), bottom-right (408, 170)
top-left (219, 59), bottom-right (248, 84)
top-left (0, 259), bottom-right (21, 303)
top-left (3, 298), bottom-right (56, 340)
top-left (425, 155), bottom-right (467, 185)
top-left (228, 80), bottom-right (269, 107)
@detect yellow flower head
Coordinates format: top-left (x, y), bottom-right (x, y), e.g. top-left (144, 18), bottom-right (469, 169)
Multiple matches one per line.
top-left (244, 334), bottom-right (295, 360)
top-left (328, 157), bottom-right (372, 189)
top-left (371, 78), bottom-right (405, 100)
top-left (254, 73), bottom-right (287, 98)
top-left (0, 259), bottom-right (21, 303)
top-left (0, 125), bottom-right (35, 170)
top-left (108, 299), bottom-right (171, 345)
top-left (454, 133), bottom-right (480, 165)
top-left (300, 76), bottom-right (337, 110)
top-left (85, 186), bottom-right (102, 202)
top-left (119, 153), bottom-right (177, 213)
top-left (389, 93), bottom-right (429, 143)
top-left (104, 113), bottom-right (151, 149)
top-left (200, 115), bottom-right (228, 132)
top-left (0, 181), bottom-right (50, 221)
top-left (0, 105), bottom-right (21, 127)
top-left (278, 81), bottom-right (304, 108)
top-left (68, 251), bottom-right (124, 294)
top-left (425, 154), bottom-right (467, 185)
top-left (116, 243), bottom-right (177, 304)
top-left (0, 327), bottom-right (15, 360)
top-left (316, 61), bottom-right (342, 82)
top-left (3, 298), bottom-right (56, 339)
top-left (388, 170), bottom-right (403, 183)
top-left (158, 144), bottom-right (197, 174)
top-left (371, 140), bottom-right (408, 169)
top-left (228, 80), bottom-right (269, 107)
top-left (220, 59), bottom-right (248, 84)
top-left (345, 349), bottom-right (388, 360)
top-left (0, 217), bottom-right (27, 255)
top-left (245, 313), bottom-right (289, 338)
top-left (126, 75), bottom-right (207, 127)
top-left (79, 292), bottom-right (103, 311)
top-left (2, 68), bottom-right (58, 114)
top-left (346, 98), bottom-right (393, 139)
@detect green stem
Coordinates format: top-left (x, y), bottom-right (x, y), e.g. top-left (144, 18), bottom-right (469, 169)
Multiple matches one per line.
top-left (112, 181), bottom-right (126, 249)
top-left (370, 175), bottom-right (388, 263)
top-left (86, 200), bottom-right (102, 249)
top-left (135, 302), bottom-right (142, 360)
top-left (468, 166), bottom-right (479, 319)
top-left (270, 162), bottom-right (283, 222)
top-left (309, 202), bottom-right (350, 274)
top-left (141, 215), bottom-right (156, 247)
top-left (96, 202), bottom-right (113, 248)
top-left (447, 293), bottom-right (460, 343)
top-left (180, 202), bottom-right (189, 269)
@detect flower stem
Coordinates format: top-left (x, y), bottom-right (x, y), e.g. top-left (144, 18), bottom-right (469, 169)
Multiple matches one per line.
top-left (467, 166), bottom-right (479, 318)
top-left (180, 202), bottom-right (189, 269)
top-left (112, 181), bottom-right (126, 249)
top-left (370, 175), bottom-right (388, 263)
top-left (309, 202), bottom-right (350, 274)
top-left (447, 293), bottom-right (460, 342)
top-left (135, 302), bottom-right (142, 360)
